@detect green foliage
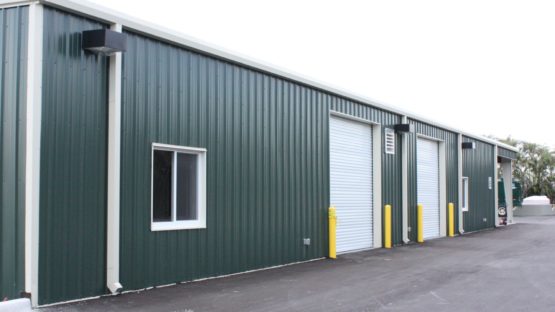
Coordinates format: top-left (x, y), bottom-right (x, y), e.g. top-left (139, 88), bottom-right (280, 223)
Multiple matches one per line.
top-left (498, 137), bottom-right (555, 202)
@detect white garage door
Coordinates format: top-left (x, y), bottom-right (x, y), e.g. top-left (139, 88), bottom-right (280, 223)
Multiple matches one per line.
top-left (330, 116), bottom-right (373, 253)
top-left (417, 138), bottom-right (440, 239)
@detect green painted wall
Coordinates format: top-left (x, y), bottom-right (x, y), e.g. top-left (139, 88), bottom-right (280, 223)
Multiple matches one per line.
top-left (0, 5), bottom-right (27, 301)
top-left (407, 120), bottom-right (459, 241)
top-left (462, 137), bottom-right (496, 232)
top-left (120, 31), bottom-right (329, 290)
top-left (39, 8), bottom-right (108, 304)
top-left (30, 6), bottom-right (504, 304)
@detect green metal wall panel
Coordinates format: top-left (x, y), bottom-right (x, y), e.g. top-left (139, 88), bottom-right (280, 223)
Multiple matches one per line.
top-left (39, 8), bottom-right (108, 304)
top-left (407, 120), bottom-right (459, 242)
top-left (329, 100), bottom-right (404, 246)
top-left (498, 146), bottom-right (517, 160)
top-left (120, 31), bottom-right (329, 290)
top-left (0, 5), bottom-right (27, 301)
top-left (462, 137), bottom-right (496, 232)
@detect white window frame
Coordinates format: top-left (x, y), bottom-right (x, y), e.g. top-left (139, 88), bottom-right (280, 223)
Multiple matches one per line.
top-left (151, 143), bottom-right (207, 231)
top-left (462, 177), bottom-right (469, 212)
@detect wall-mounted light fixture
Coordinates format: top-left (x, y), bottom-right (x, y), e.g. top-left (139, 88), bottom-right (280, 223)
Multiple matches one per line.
top-left (82, 29), bottom-right (127, 55)
top-left (462, 142), bottom-right (476, 149)
top-left (393, 123), bottom-right (414, 133)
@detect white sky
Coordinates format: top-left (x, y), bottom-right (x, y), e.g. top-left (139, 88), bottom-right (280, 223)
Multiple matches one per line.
top-left (89, 0), bottom-right (555, 148)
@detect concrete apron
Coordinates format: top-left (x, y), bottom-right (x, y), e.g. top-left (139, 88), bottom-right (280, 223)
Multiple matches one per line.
top-left (514, 204), bottom-right (555, 216)
top-left (0, 298), bottom-right (32, 312)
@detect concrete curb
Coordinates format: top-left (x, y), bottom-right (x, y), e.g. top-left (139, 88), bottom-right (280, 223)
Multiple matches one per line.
top-left (0, 298), bottom-right (32, 312)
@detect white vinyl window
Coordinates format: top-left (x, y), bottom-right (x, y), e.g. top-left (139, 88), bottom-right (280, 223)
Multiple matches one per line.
top-left (151, 143), bottom-right (206, 231)
top-left (462, 177), bottom-right (469, 212)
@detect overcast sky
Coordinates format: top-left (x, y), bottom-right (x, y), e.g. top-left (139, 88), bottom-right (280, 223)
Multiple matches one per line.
top-left (89, 0), bottom-right (555, 148)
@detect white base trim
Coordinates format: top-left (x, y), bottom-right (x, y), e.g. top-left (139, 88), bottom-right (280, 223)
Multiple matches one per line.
top-left (36, 257), bottom-right (325, 308)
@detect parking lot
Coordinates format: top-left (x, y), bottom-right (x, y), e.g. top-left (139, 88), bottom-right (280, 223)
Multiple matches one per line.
top-left (42, 216), bottom-right (555, 312)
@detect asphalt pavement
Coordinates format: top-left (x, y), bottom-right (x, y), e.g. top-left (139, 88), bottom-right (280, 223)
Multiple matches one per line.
top-left (41, 216), bottom-right (555, 312)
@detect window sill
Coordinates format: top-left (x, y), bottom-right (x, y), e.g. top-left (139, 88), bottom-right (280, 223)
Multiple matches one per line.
top-left (151, 220), bottom-right (206, 231)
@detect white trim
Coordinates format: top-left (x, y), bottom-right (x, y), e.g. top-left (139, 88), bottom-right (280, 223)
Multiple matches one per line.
top-left (439, 141), bottom-right (447, 237)
top-left (152, 143), bottom-right (207, 153)
top-left (0, 0), bottom-right (36, 8)
top-left (151, 143), bottom-right (207, 231)
top-left (501, 160), bottom-right (514, 224)
top-left (373, 124), bottom-right (382, 248)
top-left (329, 110), bottom-right (380, 126)
top-left (24, 2), bottom-right (43, 307)
top-left (494, 147), bottom-right (499, 227)
top-left (401, 116), bottom-right (409, 243)
top-left (458, 134), bottom-right (464, 233)
top-left (106, 23), bottom-right (123, 295)
top-left (0, 0), bottom-right (516, 153)
top-left (416, 133), bottom-right (444, 143)
top-left (40, 257), bottom-right (325, 308)
top-left (461, 177), bottom-right (469, 212)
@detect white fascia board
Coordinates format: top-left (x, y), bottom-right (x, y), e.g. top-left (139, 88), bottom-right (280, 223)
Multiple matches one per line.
top-left (0, 0), bottom-right (510, 153)
top-left (0, 0), bottom-right (36, 8)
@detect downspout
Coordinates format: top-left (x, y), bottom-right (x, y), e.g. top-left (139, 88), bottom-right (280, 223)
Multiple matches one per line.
top-left (106, 23), bottom-right (123, 294)
top-left (458, 134), bottom-right (464, 234)
top-left (401, 116), bottom-right (409, 243)
top-left (25, 2), bottom-right (44, 307)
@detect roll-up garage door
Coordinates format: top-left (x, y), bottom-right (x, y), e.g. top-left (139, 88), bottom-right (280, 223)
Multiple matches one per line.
top-left (417, 138), bottom-right (440, 239)
top-left (330, 116), bottom-right (373, 253)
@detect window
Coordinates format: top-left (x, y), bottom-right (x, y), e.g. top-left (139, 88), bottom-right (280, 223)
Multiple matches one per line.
top-left (151, 143), bottom-right (206, 231)
top-left (462, 177), bottom-right (469, 212)
top-left (385, 128), bottom-right (395, 155)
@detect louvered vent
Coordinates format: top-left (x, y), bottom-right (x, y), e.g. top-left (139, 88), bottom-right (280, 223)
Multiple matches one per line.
top-left (385, 128), bottom-right (395, 155)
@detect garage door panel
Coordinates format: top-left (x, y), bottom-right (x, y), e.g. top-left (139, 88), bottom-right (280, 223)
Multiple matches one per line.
top-left (417, 138), bottom-right (440, 239)
top-left (330, 116), bottom-right (373, 253)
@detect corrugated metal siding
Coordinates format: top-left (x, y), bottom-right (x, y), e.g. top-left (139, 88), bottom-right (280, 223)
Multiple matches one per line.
top-left (120, 31), bottom-right (329, 290)
top-left (498, 146), bottom-right (517, 160)
top-left (0, 5), bottom-right (27, 301)
top-left (408, 120), bottom-right (459, 241)
top-left (39, 8), bottom-right (108, 304)
top-left (329, 100), bottom-right (403, 245)
top-left (462, 137), bottom-right (495, 232)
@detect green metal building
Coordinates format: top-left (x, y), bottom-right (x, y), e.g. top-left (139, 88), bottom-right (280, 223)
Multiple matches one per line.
top-left (0, 0), bottom-right (518, 307)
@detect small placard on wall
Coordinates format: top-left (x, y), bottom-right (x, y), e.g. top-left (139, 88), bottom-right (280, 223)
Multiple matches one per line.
top-left (488, 177), bottom-right (493, 190)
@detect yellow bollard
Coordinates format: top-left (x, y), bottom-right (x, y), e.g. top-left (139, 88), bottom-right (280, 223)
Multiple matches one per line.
top-left (448, 203), bottom-right (455, 237)
top-left (417, 204), bottom-right (424, 243)
top-left (384, 205), bottom-right (392, 249)
top-left (329, 206), bottom-right (337, 259)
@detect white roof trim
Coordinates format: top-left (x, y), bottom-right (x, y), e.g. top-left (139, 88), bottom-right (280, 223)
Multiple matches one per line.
top-left (1, 0), bottom-right (518, 152)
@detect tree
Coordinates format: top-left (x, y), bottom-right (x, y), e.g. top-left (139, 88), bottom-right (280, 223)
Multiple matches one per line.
top-left (498, 137), bottom-right (555, 202)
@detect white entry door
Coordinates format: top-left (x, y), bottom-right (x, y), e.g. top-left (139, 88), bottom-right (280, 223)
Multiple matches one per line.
top-left (417, 138), bottom-right (440, 239)
top-left (330, 116), bottom-right (373, 253)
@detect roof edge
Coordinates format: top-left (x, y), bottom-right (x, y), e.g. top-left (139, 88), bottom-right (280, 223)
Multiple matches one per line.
top-left (0, 0), bottom-right (519, 153)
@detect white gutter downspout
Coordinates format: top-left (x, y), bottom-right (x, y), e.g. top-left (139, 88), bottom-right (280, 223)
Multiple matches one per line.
top-left (106, 23), bottom-right (123, 294)
top-left (458, 134), bottom-right (464, 234)
top-left (401, 116), bottom-right (409, 243)
top-left (25, 2), bottom-right (43, 307)
top-left (494, 146), bottom-right (499, 227)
